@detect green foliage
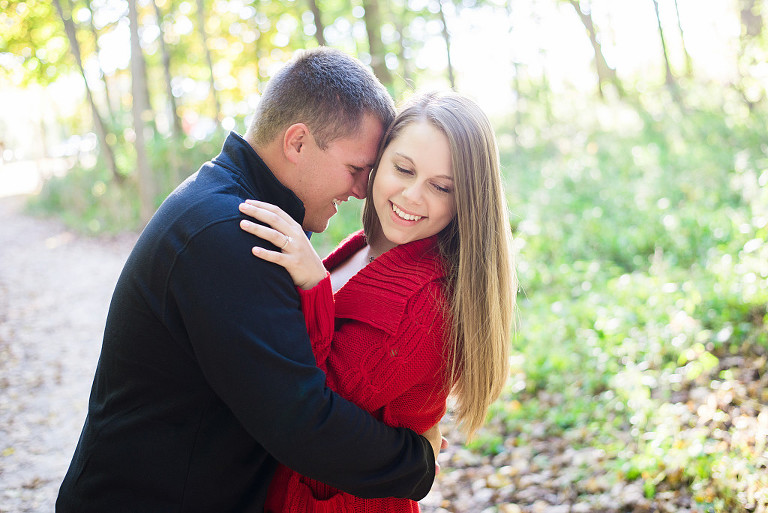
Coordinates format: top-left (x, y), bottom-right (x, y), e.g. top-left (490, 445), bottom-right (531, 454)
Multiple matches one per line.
top-left (145, 129), bottom-right (230, 200)
top-left (493, 83), bottom-right (768, 512)
top-left (311, 199), bottom-right (365, 255)
top-left (465, 431), bottom-right (505, 456)
top-left (28, 129), bottom-right (229, 233)
top-left (27, 156), bottom-right (140, 234)
top-left (0, 0), bottom-right (67, 85)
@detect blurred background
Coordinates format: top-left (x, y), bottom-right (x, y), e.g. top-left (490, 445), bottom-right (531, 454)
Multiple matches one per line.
top-left (1, 0), bottom-right (767, 511)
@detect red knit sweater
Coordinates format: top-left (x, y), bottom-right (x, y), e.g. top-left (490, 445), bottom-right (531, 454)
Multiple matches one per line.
top-left (264, 231), bottom-right (452, 513)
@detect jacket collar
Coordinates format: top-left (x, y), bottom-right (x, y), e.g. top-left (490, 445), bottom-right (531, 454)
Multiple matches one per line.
top-left (214, 131), bottom-right (306, 226)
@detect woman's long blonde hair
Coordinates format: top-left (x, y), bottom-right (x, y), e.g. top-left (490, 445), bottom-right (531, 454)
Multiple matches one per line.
top-left (362, 91), bottom-right (517, 439)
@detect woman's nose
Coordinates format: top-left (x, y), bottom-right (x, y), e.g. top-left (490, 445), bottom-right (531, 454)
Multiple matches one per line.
top-left (401, 183), bottom-right (423, 204)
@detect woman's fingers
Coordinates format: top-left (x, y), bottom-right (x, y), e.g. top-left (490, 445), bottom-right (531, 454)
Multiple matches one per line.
top-left (238, 220), bottom-right (288, 264)
top-left (244, 199), bottom-right (284, 213)
top-left (239, 200), bottom-right (300, 252)
top-left (238, 200), bottom-right (328, 290)
top-left (239, 202), bottom-right (284, 229)
top-left (238, 203), bottom-right (281, 233)
top-left (239, 219), bottom-right (290, 251)
top-left (250, 245), bottom-right (283, 264)
top-left (240, 200), bottom-right (298, 233)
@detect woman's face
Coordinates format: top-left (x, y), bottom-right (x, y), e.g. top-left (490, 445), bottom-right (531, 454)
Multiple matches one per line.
top-left (371, 120), bottom-right (457, 250)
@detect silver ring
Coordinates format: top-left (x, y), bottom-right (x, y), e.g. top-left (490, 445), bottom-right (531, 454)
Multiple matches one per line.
top-left (280, 235), bottom-right (291, 250)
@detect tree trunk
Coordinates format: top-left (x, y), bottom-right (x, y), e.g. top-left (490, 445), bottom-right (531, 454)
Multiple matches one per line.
top-left (52, 0), bottom-right (123, 183)
top-left (437, 0), bottom-right (456, 90)
top-left (652, 0), bottom-right (684, 107)
top-left (361, 0), bottom-right (394, 90)
top-left (83, 0), bottom-right (116, 123)
top-left (153, 0), bottom-right (184, 187)
top-left (567, 0), bottom-right (624, 99)
top-left (153, 0), bottom-right (183, 139)
top-left (506, 0), bottom-right (521, 144)
top-left (672, 0), bottom-right (692, 77)
top-left (740, 0), bottom-right (763, 37)
top-left (129, 0), bottom-right (156, 223)
top-left (652, 0), bottom-right (675, 87)
top-left (395, 5), bottom-right (412, 93)
top-left (735, 0), bottom-right (765, 110)
top-left (306, 0), bottom-right (326, 46)
top-left (195, 0), bottom-right (222, 123)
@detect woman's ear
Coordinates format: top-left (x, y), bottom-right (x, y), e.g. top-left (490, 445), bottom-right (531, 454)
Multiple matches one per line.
top-left (283, 123), bottom-right (309, 164)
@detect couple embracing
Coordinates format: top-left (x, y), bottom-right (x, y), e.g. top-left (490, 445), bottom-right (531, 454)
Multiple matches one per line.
top-left (57, 47), bottom-right (516, 513)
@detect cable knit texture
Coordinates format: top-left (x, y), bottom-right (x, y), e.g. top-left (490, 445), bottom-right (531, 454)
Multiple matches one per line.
top-left (264, 231), bottom-right (452, 513)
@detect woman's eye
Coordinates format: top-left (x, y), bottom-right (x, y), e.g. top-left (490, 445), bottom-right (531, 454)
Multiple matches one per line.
top-left (394, 164), bottom-right (413, 175)
top-left (433, 184), bottom-right (453, 194)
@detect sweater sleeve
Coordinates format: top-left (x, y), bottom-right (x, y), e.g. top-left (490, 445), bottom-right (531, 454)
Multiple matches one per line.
top-left (331, 280), bottom-right (452, 435)
top-left (296, 273), bottom-right (334, 369)
top-left (379, 281), bottom-right (452, 434)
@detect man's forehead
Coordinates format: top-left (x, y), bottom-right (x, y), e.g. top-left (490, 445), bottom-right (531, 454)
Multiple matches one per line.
top-left (338, 145), bottom-right (379, 168)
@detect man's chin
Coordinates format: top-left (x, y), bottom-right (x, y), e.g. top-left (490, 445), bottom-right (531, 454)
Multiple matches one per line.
top-left (302, 218), bottom-right (331, 234)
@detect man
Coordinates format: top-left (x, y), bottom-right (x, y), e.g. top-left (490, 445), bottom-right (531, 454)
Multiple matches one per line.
top-left (57, 47), bottom-right (441, 512)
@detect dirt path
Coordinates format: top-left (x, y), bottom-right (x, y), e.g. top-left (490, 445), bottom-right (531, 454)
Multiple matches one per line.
top-left (0, 193), bottom-right (708, 513)
top-left (0, 195), bottom-right (137, 512)
top-left (0, 193), bottom-right (501, 512)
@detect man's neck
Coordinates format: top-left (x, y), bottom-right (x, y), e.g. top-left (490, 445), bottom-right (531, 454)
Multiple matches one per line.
top-left (244, 133), bottom-right (292, 191)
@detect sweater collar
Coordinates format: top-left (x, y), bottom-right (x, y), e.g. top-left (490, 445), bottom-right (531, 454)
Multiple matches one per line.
top-left (214, 131), bottom-right (305, 226)
top-left (327, 232), bottom-right (446, 335)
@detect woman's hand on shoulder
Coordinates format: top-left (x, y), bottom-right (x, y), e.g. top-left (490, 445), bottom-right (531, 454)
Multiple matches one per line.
top-left (239, 200), bottom-right (327, 290)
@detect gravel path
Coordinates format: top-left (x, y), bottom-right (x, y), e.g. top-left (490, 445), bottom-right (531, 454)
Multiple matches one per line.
top-left (0, 195), bottom-right (137, 512)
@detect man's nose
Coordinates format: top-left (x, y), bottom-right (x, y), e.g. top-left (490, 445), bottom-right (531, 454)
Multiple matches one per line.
top-left (350, 170), bottom-right (369, 199)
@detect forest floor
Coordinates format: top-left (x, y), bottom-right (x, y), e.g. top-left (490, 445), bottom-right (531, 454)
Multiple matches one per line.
top-left (0, 190), bottom-right (744, 513)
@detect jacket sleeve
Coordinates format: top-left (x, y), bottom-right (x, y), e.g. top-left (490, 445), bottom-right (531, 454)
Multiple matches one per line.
top-left (167, 216), bottom-right (435, 500)
top-left (296, 274), bottom-right (335, 369)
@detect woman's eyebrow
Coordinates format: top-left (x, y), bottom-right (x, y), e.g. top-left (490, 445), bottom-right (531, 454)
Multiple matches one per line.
top-left (394, 152), bottom-right (415, 165)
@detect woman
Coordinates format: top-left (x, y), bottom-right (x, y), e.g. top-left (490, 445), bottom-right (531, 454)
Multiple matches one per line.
top-left (239, 91), bottom-right (517, 512)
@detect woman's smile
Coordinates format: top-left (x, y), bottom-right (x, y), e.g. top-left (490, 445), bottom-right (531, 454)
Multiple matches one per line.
top-left (390, 202), bottom-right (424, 222)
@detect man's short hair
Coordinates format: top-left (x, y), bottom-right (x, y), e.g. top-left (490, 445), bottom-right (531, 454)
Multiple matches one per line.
top-left (249, 47), bottom-right (395, 149)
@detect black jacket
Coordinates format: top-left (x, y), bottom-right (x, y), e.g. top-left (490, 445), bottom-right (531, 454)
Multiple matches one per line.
top-left (56, 132), bottom-right (435, 512)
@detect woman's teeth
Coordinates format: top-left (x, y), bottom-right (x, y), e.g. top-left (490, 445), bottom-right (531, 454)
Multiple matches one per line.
top-left (392, 203), bottom-right (422, 221)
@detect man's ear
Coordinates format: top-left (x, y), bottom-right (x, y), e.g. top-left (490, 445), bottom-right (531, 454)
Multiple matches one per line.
top-left (283, 123), bottom-right (309, 164)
